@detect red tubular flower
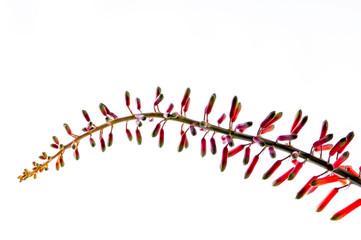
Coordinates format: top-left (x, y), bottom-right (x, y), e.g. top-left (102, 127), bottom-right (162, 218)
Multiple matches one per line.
top-left (206, 93), bottom-right (216, 115)
top-left (231, 102), bottom-right (241, 123)
top-left (277, 134), bottom-right (298, 142)
top-left (291, 116), bottom-right (308, 135)
top-left (89, 137), bottom-right (96, 147)
top-left (288, 161), bottom-right (303, 180)
top-left (243, 146), bottom-right (251, 165)
top-left (331, 199), bottom-right (361, 220)
top-left (99, 103), bottom-right (108, 116)
top-left (107, 132), bottom-right (113, 147)
top-left (307, 186), bottom-right (318, 195)
top-left (262, 160), bottom-right (282, 180)
top-left (177, 132), bottom-right (187, 152)
top-left (166, 103), bottom-right (174, 114)
top-left (268, 146), bottom-right (276, 158)
top-left (52, 136), bottom-right (59, 145)
top-left (337, 131), bottom-right (354, 154)
top-left (229, 96), bottom-right (238, 120)
top-left (210, 137), bottom-right (217, 155)
top-left (154, 94), bottom-right (164, 106)
top-left (310, 175), bottom-right (340, 187)
top-left (264, 112), bottom-right (282, 129)
top-left (100, 137), bottom-right (106, 152)
top-left (126, 128), bottom-right (133, 141)
top-left (260, 111), bottom-right (276, 129)
top-left (135, 127), bottom-right (142, 145)
top-left (63, 123), bottom-right (72, 136)
top-left (181, 88), bottom-right (191, 108)
top-left (152, 123), bottom-right (161, 137)
top-left (244, 154), bottom-right (259, 179)
top-left (183, 98), bottom-right (191, 113)
top-left (74, 148), bottom-right (80, 160)
top-left (235, 122), bottom-right (253, 133)
top-left (253, 137), bottom-right (265, 147)
top-left (341, 165), bottom-right (359, 177)
top-left (312, 134), bottom-right (333, 149)
top-left (290, 109), bottom-right (302, 133)
top-left (82, 110), bottom-right (91, 122)
top-left (314, 144), bottom-right (333, 152)
top-left (273, 168), bottom-right (294, 187)
top-left (329, 137), bottom-right (346, 156)
top-left (261, 125), bottom-right (275, 134)
top-left (228, 144), bottom-right (245, 158)
top-left (319, 120), bottom-right (328, 139)
top-left (159, 128), bottom-right (164, 148)
top-left (136, 97), bottom-right (141, 111)
top-left (201, 138), bottom-right (207, 157)
top-left (217, 113), bottom-right (226, 125)
top-left (333, 151), bottom-right (350, 169)
top-left (55, 160), bottom-right (60, 171)
top-left (125, 91), bottom-right (131, 107)
top-left (296, 176), bottom-right (318, 199)
top-left (316, 188), bottom-right (339, 212)
top-left (220, 145), bottom-right (228, 172)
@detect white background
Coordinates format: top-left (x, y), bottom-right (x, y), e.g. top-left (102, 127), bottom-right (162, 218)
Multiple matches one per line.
top-left (1, 0), bottom-right (361, 239)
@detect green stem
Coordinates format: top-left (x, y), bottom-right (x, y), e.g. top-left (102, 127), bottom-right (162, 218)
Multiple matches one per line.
top-left (46, 112), bottom-right (361, 188)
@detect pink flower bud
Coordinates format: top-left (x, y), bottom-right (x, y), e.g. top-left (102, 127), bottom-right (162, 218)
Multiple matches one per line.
top-left (310, 175), bottom-right (339, 187)
top-left (159, 128), bottom-right (164, 148)
top-left (126, 128), bottom-right (133, 141)
top-left (331, 199), bottom-right (361, 220)
top-left (156, 86), bottom-right (161, 98)
top-left (296, 176), bottom-right (318, 199)
top-left (319, 120), bottom-right (328, 139)
top-left (107, 132), bottom-right (113, 147)
top-left (316, 188), bottom-right (339, 212)
top-left (166, 103), bottom-right (174, 113)
top-left (290, 109), bottom-right (302, 133)
top-left (201, 138), bottom-right (206, 157)
top-left (100, 137), bottom-right (106, 152)
top-left (89, 137), bottom-right (96, 147)
top-left (205, 94), bottom-right (216, 115)
top-left (263, 160), bottom-right (282, 180)
top-left (210, 137), bottom-right (217, 155)
top-left (273, 168), bottom-right (294, 187)
top-left (183, 98), bottom-right (190, 112)
top-left (337, 131), bottom-right (354, 154)
top-left (260, 111), bottom-right (276, 129)
top-left (264, 112), bottom-right (283, 129)
top-left (154, 93), bottom-right (164, 106)
top-left (63, 123), bottom-right (72, 135)
top-left (74, 148), bottom-right (80, 160)
top-left (243, 146), bottom-right (251, 165)
top-left (228, 144), bottom-right (245, 158)
top-left (277, 134), bottom-right (298, 142)
top-left (217, 113), bottom-right (226, 125)
top-left (314, 144), bottom-right (333, 152)
top-left (268, 146), bottom-right (276, 158)
top-left (220, 145), bottom-right (228, 172)
top-left (244, 154), bottom-right (259, 179)
top-left (231, 102), bottom-right (241, 123)
top-left (52, 136), bottom-right (59, 145)
top-left (291, 116), bottom-right (308, 135)
top-left (229, 96), bottom-right (238, 121)
top-left (59, 155), bottom-right (65, 167)
top-left (253, 136), bottom-right (265, 147)
top-left (181, 88), bottom-right (191, 107)
top-left (82, 110), bottom-right (91, 122)
top-left (152, 123), bottom-right (161, 137)
top-left (235, 121), bottom-right (253, 133)
top-left (329, 137), bottom-right (346, 156)
top-left (135, 127), bottom-right (142, 145)
top-left (99, 103), bottom-right (108, 116)
top-left (261, 125), bottom-right (274, 134)
top-left (333, 151), bottom-right (350, 169)
top-left (125, 91), bottom-right (131, 107)
top-left (136, 98), bottom-right (141, 111)
top-left (189, 124), bottom-right (197, 136)
top-left (178, 133), bottom-right (187, 152)
top-left (288, 161), bottom-right (303, 180)
top-left (312, 134), bottom-right (333, 149)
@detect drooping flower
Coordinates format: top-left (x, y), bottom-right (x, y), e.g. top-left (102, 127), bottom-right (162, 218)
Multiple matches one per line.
top-left (210, 137), bottom-right (217, 155)
top-left (296, 176), bottom-right (318, 199)
top-left (244, 153), bottom-right (259, 179)
top-left (201, 138), bottom-right (207, 157)
top-left (263, 160), bottom-right (282, 180)
top-left (273, 168), bottom-right (294, 187)
top-left (333, 151), bottom-right (350, 169)
top-left (316, 188), bottom-right (339, 212)
top-left (331, 199), bottom-right (361, 220)
top-left (228, 144), bottom-right (245, 158)
top-left (290, 109), bottom-right (302, 133)
top-left (288, 161), bottom-right (303, 180)
top-left (243, 146), bottom-right (251, 165)
top-left (310, 175), bottom-right (340, 187)
top-left (291, 116), bottom-right (308, 135)
top-left (220, 145), bottom-right (228, 172)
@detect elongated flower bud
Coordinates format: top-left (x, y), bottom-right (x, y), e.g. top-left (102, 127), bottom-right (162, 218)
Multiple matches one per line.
top-left (152, 123), bottom-right (161, 137)
top-left (331, 199), bottom-right (361, 220)
top-left (210, 137), bottom-right (217, 155)
top-left (229, 96), bottom-right (238, 120)
top-left (337, 131), bottom-right (354, 154)
top-left (319, 120), bottom-right (328, 139)
top-left (268, 146), bottom-right (276, 158)
top-left (50, 144), bottom-right (58, 149)
top-left (126, 128), bottom-right (133, 141)
top-left (52, 136), bottom-right (59, 145)
top-left (63, 123), bottom-right (72, 135)
top-left (277, 134), bottom-right (297, 142)
top-left (290, 109), bottom-right (302, 132)
top-left (231, 102), bottom-right (241, 123)
top-left (189, 125), bottom-right (197, 136)
top-left (253, 137), bottom-right (265, 147)
top-left (125, 91), bottom-right (131, 107)
top-left (159, 128), bottom-right (164, 148)
top-left (108, 132), bottom-right (113, 147)
top-left (264, 112), bottom-right (282, 129)
top-left (56, 160), bottom-right (60, 171)
top-left (136, 127), bottom-right (142, 145)
top-left (312, 134), bottom-right (333, 148)
top-left (206, 93), bottom-right (216, 115)
top-left (178, 133), bottom-right (187, 152)
top-left (59, 155), bottom-right (65, 167)
top-left (136, 98), bottom-right (141, 111)
top-left (288, 161), bottom-right (303, 180)
top-left (244, 154), bottom-right (259, 179)
top-left (310, 175), bottom-right (339, 187)
top-left (183, 98), bottom-right (190, 112)
top-left (296, 176), bottom-right (318, 199)
top-left (201, 138), bottom-right (206, 157)
top-left (220, 145), bottom-right (228, 172)
top-left (316, 188), bottom-right (339, 212)
top-left (235, 121), bottom-right (253, 133)
top-left (82, 110), bottom-right (91, 122)
top-left (89, 137), bottom-right (96, 147)
top-left (156, 86), bottom-right (161, 98)
top-left (314, 144), bottom-right (333, 152)
top-left (333, 151), bottom-right (350, 169)
top-left (261, 125), bottom-right (274, 134)
top-left (273, 168), bottom-right (294, 187)
top-left (291, 116), bottom-right (308, 135)
top-left (225, 135), bottom-right (234, 147)
top-left (228, 144), bottom-right (245, 158)
top-left (166, 103), bottom-right (174, 113)
top-left (260, 111), bottom-right (276, 129)
top-left (263, 160), bottom-right (282, 180)
top-left (99, 103), bottom-right (108, 116)
top-left (181, 88), bottom-right (191, 107)
top-left (243, 146), bottom-right (251, 165)
top-left (329, 137), bottom-right (347, 156)
top-left (74, 148), bottom-right (80, 160)
top-left (154, 93), bottom-right (164, 106)
top-left (217, 113), bottom-right (226, 125)
top-left (100, 137), bottom-right (106, 152)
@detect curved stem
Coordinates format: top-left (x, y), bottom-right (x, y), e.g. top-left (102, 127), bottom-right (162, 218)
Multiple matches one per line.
top-left (36, 112), bottom-right (361, 187)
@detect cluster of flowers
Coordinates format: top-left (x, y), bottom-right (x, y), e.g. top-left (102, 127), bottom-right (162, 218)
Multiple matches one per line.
top-left (18, 87), bottom-right (361, 220)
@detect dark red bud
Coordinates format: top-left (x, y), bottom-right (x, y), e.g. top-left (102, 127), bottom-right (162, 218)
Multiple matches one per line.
top-left (316, 188), bottom-right (339, 212)
top-left (136, 127), bottom-right (142, 145)
top-left (82, 110), bottom-right (91, 122)
top-left (126, 128), bottom-right (133, 141)
top-left (166, 103), bottom-right (174, 113)
top-left (220, 145), bottom-right (228, 172)
top-left (290, 110), bottom-right (302, 133)
top-left (190, 125), bottom-right (197, 136)
top-left (329, 137), bottom-right (347, 156)
top-left (52, 136), bottom-right (59, 145)
top-left (253, 136), bottom-right (265, 147)
top-left (183, 98), bottom-right (190, 112)
top-left (74, 148), bottom-right (80, 160)
top-left (228, 144), bottom-right (245, 158)
top-left (319, 120), bottom-right (328, 139)
top-left (243, 146), bottom-right (251, 165)
top-left (291, 116), bottom-right (308, 135)
top-left (268, 146), bottom-right (276, 158)
top-left (159, 128), bottom-right (164, 148)
top-left (217, 113), bottom-right (226, 125)
top-left (152, 123), bottom-right (161, 137)
top-left (201, 138), bottom-right (207, 157)
top-left (181, 88), bottom-right (191, 107)
top-left (50, 143), bottom-right (58, 149)
top-left (154, 93), bottom-right (164, 106)
top-left (210, 137), bottom-right (217, 155)
top-left (260, 111), bottom-right (276, 129)
top-left (333, 151), bottom-right (350, 169)
top-left (89, 137), bottom-right (96, 147)
top-left (99, 103), bottom-right (108, 116)
top-left (100, 137), bottom-right (106, 152)
top-left (263, 160), bottom-right (282, 180)
top-left (63, 123), bottom-right (72, 135)
top-left (229, 96), bottom-right (238, 120)
top-left (108, 132), bottom-right (113, 147)
top-left (312, 134), bottom-right (333, 148)
top-left (273, 168), bottom-right (294, 187)
top-left (206, 94), bottom-right (216, 115)
top-left (337, 131), bottom-right (354, 154)
top-left (244, 154), bottom-right (259, 179)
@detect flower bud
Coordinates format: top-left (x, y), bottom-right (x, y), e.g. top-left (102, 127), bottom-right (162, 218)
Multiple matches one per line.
top-left (290, 109), bottom-right (302, 133)
top-left (50, 144), bottom-right (59, 149)
top-left (183, 98), bottom-right (190, 112)
top-left (136, 127), bottom-right (142, 145)
top-left (178, 133), bottom-right (187, 152)
top-left (82, 110), bottom-right (91, 122)
top-left (337, 131), bottom-right (354, 154)
top-left (316, 188), bottom-right (339, 212)
top-left (310, 175), bottom-right (339, 187)
top-left (273, 168), bottom-right (294, 187)
top-left (268, 146), bottom-right (276, 158)
top-left (154, 93), bottom-right (164, 106)
top-left (228, 144), bottom-right (245, 158)
top-left (329, 137), bottom-right (347, 156)
top-left (260, 111), bottom-right (276, 129)
top-left (89, 137), bottom-right (96, 147)
top-left (125, 91), bottom-right (131, 107)
top-left (135, 97), bottom-right (141, 111)
top-left (201, 138), bottom-right (207, 157)
top-left (261, 125), bottom-right (274, 134)
top-left (291, 116), bottom-right (308, 135)
top-left (210, 137), bottom-right (217, 155)
top-left (206, 93), bottom-right (216, 115)
top-left (244, 154), bottom-right (259, 179)
top-left (166, 103), bottom-right (174, 113)
top-left (263, 160), bottom-right (282, 180)
top-left (253, 137), bottom-right (265, 147)
top-left (288, 161), bottom-right (303, 180)
top-left (220, 145), bottom-right (228, 172)
top-left (229, 96), bottom-right (238, 120)
top-left (74, 148), bottom-right (80, 160)
top-left (181, 88), bottom-right (191, 107)
top-left (312, 134), bottom-right (333, 148)
top-left (108, 132), bottom-right (113, 147)
top-left (189, 124), bottom-right (197, 136)
top-left (217, 113), bottom-right (226, 125)
top-left (52, 136), bottom-right (59, 145)
top-left (235, 121), bottom-right (253, 133)
top-left (59, 155), bottom-right (65, 167)
top-left (331, 199), bottom-right (361, 221)
top-left (243, 146), bottom-right (251, 165)
top-left (100, 137), bottom-right (106, 152)
top-left (277, 134), bottom-right (298, 142)
top-left (156, 86), bottom-right (161, 98)
top-left (226, 135), bottom-right (234, 147)
top-left (296, 176), bottom-right (318, 199)
top-left (231, 102), bottom-right (241, 123)
top-left (152, 123), bottom-right (161, 137)
top-left (63, 123), bottom-right (72, 135)
top-left (126, 128), bottom-right (133, 141)
top-left (319, 120), bottom-right (328, 139)
top-left (159, 128), bottom-right (164, 148)
top-left (99, 103), bottom-right (108, 116)
top-left (333, 151), bottom-right (350, 169)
